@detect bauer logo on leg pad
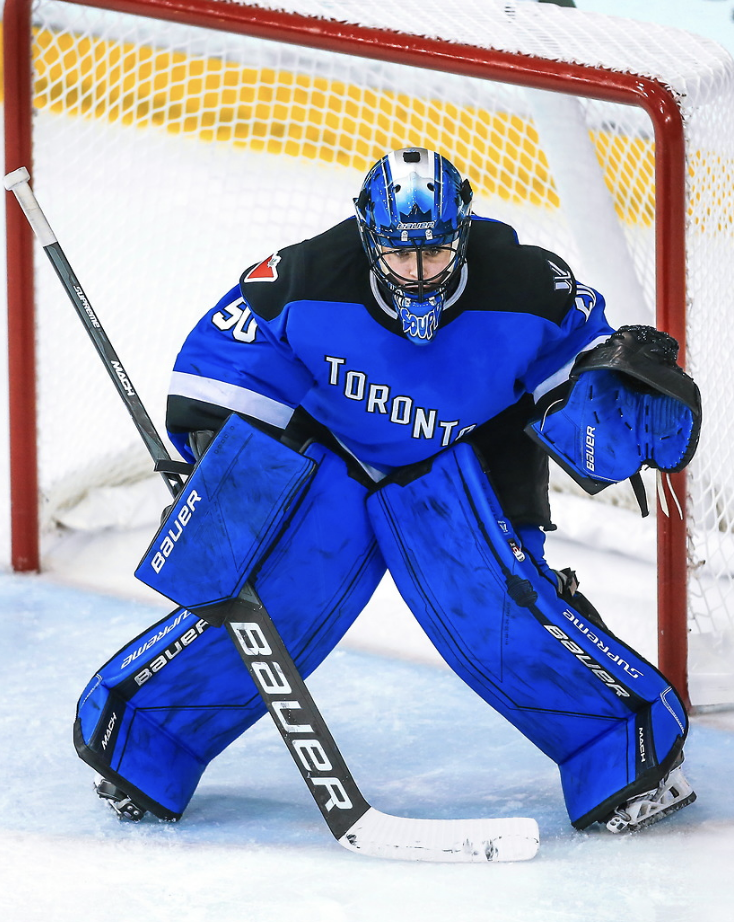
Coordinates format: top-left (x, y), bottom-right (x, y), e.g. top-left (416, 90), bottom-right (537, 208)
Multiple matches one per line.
top-left (543, 624), bottom-right (630, 698)
top-left (150, 490), bottom-right (203, 573)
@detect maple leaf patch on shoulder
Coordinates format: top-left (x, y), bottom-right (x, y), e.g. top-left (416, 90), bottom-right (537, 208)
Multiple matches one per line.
top-left (243, 253), bottom-right (281, 282)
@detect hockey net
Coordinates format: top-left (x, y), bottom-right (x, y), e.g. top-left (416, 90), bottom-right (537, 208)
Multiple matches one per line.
top-left (4, 0), bottom-right (734, 706)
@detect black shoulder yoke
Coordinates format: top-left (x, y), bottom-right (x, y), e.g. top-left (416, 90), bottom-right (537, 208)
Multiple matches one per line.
top-left (464, 219), bottom-right (577, 325)
top-left (238, 218), bottom-right (372, 322)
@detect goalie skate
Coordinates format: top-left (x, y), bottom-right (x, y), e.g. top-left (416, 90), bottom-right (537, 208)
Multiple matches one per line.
top-left (604, 758), bottom-right (696, 833)
top-left (94, 775), bottom-right (147, 822)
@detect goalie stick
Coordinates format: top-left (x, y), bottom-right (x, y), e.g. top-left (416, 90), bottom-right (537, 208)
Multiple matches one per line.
top-left (4, 167), bottom-right (539, 862)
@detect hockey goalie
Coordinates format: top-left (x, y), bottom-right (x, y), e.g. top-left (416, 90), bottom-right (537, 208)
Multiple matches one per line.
top-left (75, 147), bottom-right (701, 838)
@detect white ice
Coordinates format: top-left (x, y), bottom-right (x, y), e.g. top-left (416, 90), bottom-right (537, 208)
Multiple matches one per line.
top-left (2, 2), bottom-right (734, 920)
top-left (2, 502), bottom-right (734, 922)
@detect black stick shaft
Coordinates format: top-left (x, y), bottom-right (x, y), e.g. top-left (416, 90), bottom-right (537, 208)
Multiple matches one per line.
top-left (43, 242), bottom-right (184, 499)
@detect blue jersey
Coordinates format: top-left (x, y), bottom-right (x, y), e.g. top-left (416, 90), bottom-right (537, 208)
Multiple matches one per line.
top-left (167, 216), bottom-right (612, 480)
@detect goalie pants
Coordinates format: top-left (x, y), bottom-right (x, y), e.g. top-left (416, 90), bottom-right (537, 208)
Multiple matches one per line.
top-left (75, 436), bottom-right (687, 827)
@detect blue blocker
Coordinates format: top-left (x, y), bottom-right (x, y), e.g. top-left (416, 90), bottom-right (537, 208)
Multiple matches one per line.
top-left (75, 417), bottom-right (385, 819)
top-left (367, 443), bottom-right (688, 828)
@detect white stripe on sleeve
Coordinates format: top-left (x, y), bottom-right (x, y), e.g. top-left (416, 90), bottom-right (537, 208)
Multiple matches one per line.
top-left (169, 371), bottom-right (296, 429)
top-left (532, 335), bottom-right (609, 402)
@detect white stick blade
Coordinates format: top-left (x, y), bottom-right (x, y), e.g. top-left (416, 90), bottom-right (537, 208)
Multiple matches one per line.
top-left (338, 808), bottom-right (539, 862)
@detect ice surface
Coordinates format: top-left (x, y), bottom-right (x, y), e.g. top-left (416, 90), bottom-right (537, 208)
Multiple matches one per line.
top-left (1, 569), bottom-right (733, 922)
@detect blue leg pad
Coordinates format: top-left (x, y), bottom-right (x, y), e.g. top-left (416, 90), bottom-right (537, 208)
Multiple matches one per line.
top-left (76, 444), bottom-right (385, 818)
top-left (367, 442), bottom-right (688, 827)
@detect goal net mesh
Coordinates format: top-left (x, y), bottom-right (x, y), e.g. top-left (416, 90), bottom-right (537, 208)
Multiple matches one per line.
top-left (14, 0), bottom-right (734, 702)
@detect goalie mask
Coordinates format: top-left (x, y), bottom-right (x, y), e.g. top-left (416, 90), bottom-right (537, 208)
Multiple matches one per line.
top-left (354, 148), bottom-right (473, 345)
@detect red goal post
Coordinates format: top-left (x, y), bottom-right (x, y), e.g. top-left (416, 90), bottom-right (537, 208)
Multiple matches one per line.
top-left (4, 0), bottom-right (733, 708)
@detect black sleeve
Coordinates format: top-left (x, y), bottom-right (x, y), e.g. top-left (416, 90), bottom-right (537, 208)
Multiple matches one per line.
top-left (166, 394), bottom-right (231, 436)
top-left (467, 394), bottom-right (554, 530)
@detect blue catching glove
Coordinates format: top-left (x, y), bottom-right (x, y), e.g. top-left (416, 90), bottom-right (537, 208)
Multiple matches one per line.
top-left (525, 325), bottom-right (702, 494)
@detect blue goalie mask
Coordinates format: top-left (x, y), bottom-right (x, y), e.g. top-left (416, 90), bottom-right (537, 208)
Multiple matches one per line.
top-left (354, 147), bottom-right (473, 345)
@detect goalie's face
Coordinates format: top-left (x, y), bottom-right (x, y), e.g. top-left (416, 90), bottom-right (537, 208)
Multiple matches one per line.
top-left (373, 242), bottom-right (461, 345)
top-left (378, 244), bottom-right (456, 296)
top-left (376, 244), bottom-right (460, 346)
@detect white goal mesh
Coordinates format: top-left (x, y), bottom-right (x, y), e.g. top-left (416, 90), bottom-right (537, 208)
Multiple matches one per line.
top-left (7, 0), bottom-right (734, 705)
